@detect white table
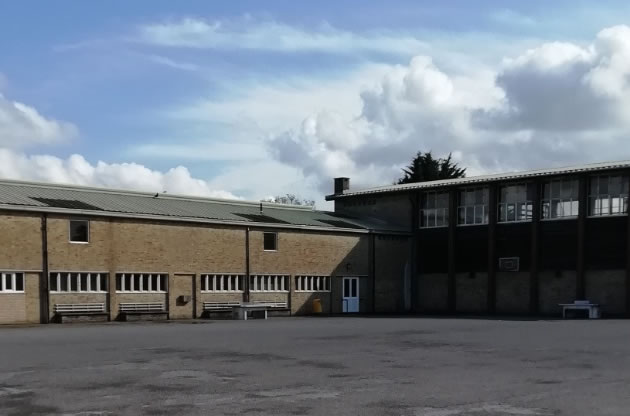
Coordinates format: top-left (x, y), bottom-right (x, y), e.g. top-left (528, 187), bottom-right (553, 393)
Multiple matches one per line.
top-left (559, 301), bottom-right (600, 319)
top-left (232, 303), bottom-right (276, 320)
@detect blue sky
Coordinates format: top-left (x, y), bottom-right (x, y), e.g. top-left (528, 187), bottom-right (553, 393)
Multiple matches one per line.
top-left (1, 1), bottom-right (630, 208)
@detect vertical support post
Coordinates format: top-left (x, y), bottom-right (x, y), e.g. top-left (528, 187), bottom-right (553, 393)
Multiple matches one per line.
top-left (40, 214), bottom-right (50, 324)
top-left (370, 233), bottom-right (376, 313)
top-left (530, 179), bottom-right (541, 315)
top-left (447, 188), bottom-right (457, 313)
top-left (626, 170), bottom-right (630, 316)
top-left (244, 227), bottom-right (251, 303)
top-left (487, 183), bottom-right (497, 314)
top-left (576, 175), bottom-right (587, 300)
top-left (410, 192), bottom-right (420, 312)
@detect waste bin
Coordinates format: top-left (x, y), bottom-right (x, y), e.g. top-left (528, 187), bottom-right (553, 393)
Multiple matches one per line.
top-left (312, 298), bottom-right (322, 314)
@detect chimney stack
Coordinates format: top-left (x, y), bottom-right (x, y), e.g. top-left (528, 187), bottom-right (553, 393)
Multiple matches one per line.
top-left (334, 177), bottom-right (350, 194)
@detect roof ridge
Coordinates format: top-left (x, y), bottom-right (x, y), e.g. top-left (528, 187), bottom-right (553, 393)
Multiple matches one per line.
top-left (0, 178), bottom-right (315, 212)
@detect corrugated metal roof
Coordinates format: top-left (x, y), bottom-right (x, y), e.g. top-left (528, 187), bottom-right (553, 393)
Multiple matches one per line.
top-left (327, 160), bottom-right (630, 200)
top-left (0, 179), bottom-right (406, 233)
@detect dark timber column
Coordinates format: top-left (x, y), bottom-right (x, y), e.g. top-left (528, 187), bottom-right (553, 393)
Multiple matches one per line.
top-left (447, 188), bottom-right (457, 313)
top-left (487, 183), bottom-right (497, 314)
top-left (410, 192), bottom-right (420, 312)
top-left (40, 214), bottom-right (50, 324)
top-left (530, 179), bottom-right (541, 314)
top-left (576, 175), bottom-right (587, 300)
top-left (626, 169), bottom-right (630, 316)
top-left (244, 227), bottom-right (251, 303)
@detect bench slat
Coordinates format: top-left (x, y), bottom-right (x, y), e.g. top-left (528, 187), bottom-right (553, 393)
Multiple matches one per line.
top-left (55, 303), bottom-right (106, 313)
top-left (120, 302), bottom-right (165, 312)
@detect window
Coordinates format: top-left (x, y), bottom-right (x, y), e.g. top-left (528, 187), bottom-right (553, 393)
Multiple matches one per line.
top-left (249, 275), bottom-right (289, 292)
top-left (295, 276), bottom-right (331, 292)
top-left (420, 192), bottom-right (449, 228)
top-left (201, 274), bottom-right (244, 292)
top-left (69, 220), bottom-right (89, 243)
top-left (458, 187), bottom-right (488, 225)
top-left (49, 272), bottom-right (108, 293)
top-left (115, 273), bottom-right (167, 293)
top-left (542, 178), bottom-right (579, 219)
top-left (589, 175), bottom-right (629, 216)
top-left (0, 272), bottom-right (24, 293)
top-left (263, 232), bottom-right (278, 251)
top-left (498, 184), bottom-right (533, 223)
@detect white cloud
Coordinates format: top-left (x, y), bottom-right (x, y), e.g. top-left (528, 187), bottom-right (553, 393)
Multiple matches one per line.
top-left (143, 54), bottom-right (200, 71)
top-left (0, 148), bottom-right (239, 200)
top-left (268, 25), bottom-right (630, 193)
top-left (137, 17), bottom-right (426, 56)
top-left (0, 93), bottom-right (78, 148)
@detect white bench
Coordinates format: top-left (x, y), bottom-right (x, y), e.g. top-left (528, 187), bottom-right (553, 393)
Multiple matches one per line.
top-left (55, 303), bottom-right (106, 314)
top-left (203, 301), bottom-right (241, 311)
top-left (559, 300), bottom-right (600, 319)
top-left (119, 302), bottom-right (165, 313)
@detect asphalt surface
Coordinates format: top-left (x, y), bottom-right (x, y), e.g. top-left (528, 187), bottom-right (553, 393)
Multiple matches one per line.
top-left (1, 317), bottom-right (629, 416)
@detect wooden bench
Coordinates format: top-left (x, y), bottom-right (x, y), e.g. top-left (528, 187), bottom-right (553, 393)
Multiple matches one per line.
top-left (54, 303), bottom-right (108, 323)
top-left (203, 301), bottom-right (241, 311)
top-left (119, 302), bottom-right (167, 321)
top-left (559, 300), bottom-right (601, 319)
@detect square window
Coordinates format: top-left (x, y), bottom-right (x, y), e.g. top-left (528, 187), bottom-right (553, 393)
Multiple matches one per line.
top-left (263, 232), bottom-right (278, 251)
top-left (69, 220), bottom-right (89, 243)
top-left (15, 274), bottom-right (24, 292)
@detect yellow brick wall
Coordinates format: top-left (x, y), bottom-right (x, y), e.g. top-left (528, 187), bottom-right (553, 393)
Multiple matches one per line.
top-left (24, 272), bottom-right (41, 323)
top-left (0, 294), bottom-right (27, 324)
top-left (0, 213), bottom-right (42, 270)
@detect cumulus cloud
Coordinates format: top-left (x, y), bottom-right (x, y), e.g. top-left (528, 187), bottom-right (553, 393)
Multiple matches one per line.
top-left (137, 17), bottom-right (426, 56)
top-left (0, 93), bottom-right (78, 148)
top-left (268, 25), bottom-right (630, 193)
top-left (0, 148), bottom-right (239, 200)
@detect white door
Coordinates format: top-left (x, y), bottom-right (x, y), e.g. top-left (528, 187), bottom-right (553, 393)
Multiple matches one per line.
top-left (342, 277), bottom-right (360, 313)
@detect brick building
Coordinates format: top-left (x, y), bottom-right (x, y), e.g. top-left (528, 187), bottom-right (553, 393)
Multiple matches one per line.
top-left (2, 159), bottom-right (630, 324)
top-left (0, 179), bottom-right (408, 324)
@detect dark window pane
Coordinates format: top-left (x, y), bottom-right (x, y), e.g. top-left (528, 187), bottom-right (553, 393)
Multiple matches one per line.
top-left (80, 274), bottom-right (88, 291)
top-left (100, 274), bottom-right (108, 291)
top-left (263, 233), bottom-right (277, 251)
top-left (70, 274), bottom-right (78, 292)
top-left (344, 278), bottom-right (350, 297)
top-left (60, 274), bottom-right (68, 291)
top-left (5, 274), bottom-right (12, 290)
top-left (351, 279), bottom-right (358, 297)
top-left (69, 220), bottom-right (89, 242)
top-left (116, 275), bottom-right (122, 291)
top-left (49, 274), bottom-right (57, 292)
top-left (15, 274), bottom-right (24, 291)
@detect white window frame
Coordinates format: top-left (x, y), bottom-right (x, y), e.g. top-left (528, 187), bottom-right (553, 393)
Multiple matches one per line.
top-left (294, 275), bottom-right (331, 292)
top-left (263, 232), bottom-right (278, 251)
top-left (115, 273), bottom-right (168, 293)
top-left (69, 220), bottom-right (90, 244)
top-left (49, 272), bottom-right (108, 293)
top-left (541, 178), bottom-right (579, 220)
top-left (201, 274), bottom-right (244, 292)
top-left (420, 191), bottom-right (449, 228)
top-left (588, 175), bottom-right (629, 217)
top-left (0, 272), bottom-right (25, 293)
top-left (249, 275), bottom-right (289, 292)
top-left (498, 183), bottom-right (533, 223)
top-left (457, 187), bottom-right (489, 226)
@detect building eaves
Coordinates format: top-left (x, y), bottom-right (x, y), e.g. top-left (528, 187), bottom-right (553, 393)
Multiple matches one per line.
top-left (326, 159), bottom-right (630, 200)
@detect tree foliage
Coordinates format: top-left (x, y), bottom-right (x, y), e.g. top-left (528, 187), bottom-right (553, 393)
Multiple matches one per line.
top-left (266, 194), bottom-right (315, 208)
top-left (397, 151), bottom-right (466, 184)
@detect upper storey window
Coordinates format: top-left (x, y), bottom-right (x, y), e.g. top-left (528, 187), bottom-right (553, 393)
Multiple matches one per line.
top-left (69, 220), bottom-right (89, 243)
top-left (542, 178), bottom-right (579, 219)
top-left (420, 192), bottom-right (449, 228)
top-left (498, 184), bottom-right (533, 223)
top-left (458, 187), bottom-right (488, 225)
top-left (589, 175), bottom-right (629, 216)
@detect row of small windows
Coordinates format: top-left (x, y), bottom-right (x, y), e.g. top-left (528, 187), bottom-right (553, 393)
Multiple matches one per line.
top-left (0, 272), bottom-right (24, 293)
top-left (49, 272), bottom-right (108, 293)
top-left (295, 276), bottom-right (331, 292)
top-left (116, 273), bottom-right (168, 293)
top-left (199, 274), bottom-right (332, 292)
top-left (420, 175), bottom-right (629, 228)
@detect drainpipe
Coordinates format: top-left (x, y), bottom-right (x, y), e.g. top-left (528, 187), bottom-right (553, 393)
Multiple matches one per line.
top-left (371, 232), bottom-right (376, 314)
top-left (244, 227), bottom-right (251, 303)
top-left (40, 214), bottom-right (50, 324)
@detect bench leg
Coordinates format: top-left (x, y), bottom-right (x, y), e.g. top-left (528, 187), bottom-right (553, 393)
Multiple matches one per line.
top-left (264, 309), bottom-right (268, 320)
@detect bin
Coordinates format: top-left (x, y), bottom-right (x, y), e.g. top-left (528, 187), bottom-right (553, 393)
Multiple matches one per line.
top-left (312, 298), bottom-right (322, 314)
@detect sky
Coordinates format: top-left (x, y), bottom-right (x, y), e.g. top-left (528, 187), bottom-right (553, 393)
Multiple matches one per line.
top-left (2, 1), bottom-right (630, 209)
